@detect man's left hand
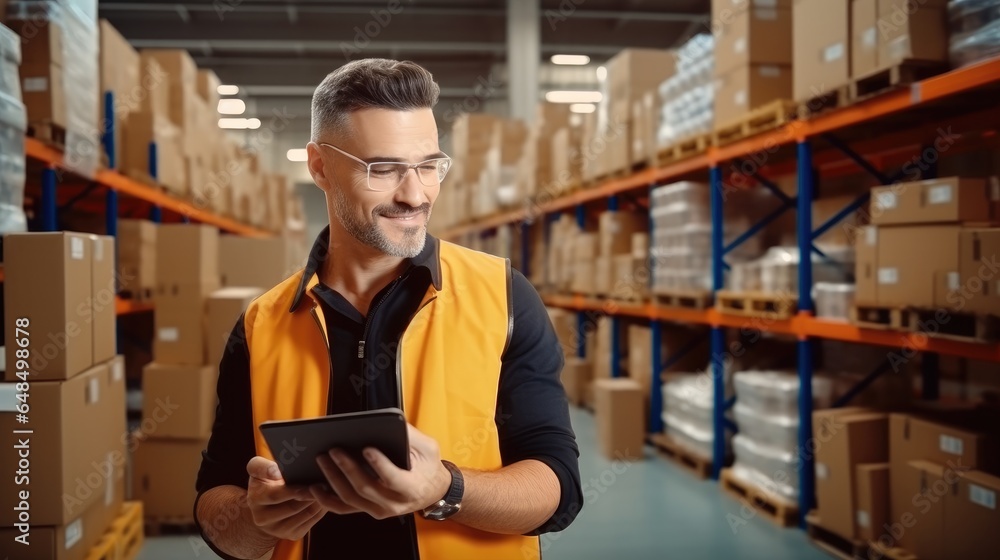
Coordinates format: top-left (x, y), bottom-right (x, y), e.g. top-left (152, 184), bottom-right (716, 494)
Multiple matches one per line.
top-left (310, 423), bottom-right (452, 520)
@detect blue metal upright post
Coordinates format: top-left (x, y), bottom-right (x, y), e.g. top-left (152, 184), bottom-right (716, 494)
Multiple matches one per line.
top-left (796, 139), bottom-right (816, 527)
top-left (149, 206), bottom-right (162, 223)
top-left (106, 190), bottom-right (118, 237)
top-left (709, 166), bottom-right (724, 291)
top-left (102, 91), bottom-right (116, 169)
top-left (576, 204), bottom-right (587, 359)
top-left (149, 140), bottom-right (163, 222)
top-left (520, 222), bottom-right (531, 278)
top-left (41, 167), bottom-right (58, 231)
top-left (710, 327), bottom-right (726, 479)
top-left (611, 318), bottom-right (621, 378)
top-left (650, 320), bottom-right (663, 433)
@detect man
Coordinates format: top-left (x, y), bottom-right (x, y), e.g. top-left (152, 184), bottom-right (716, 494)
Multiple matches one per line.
top-left (194, 59), bottom-right (582, 560)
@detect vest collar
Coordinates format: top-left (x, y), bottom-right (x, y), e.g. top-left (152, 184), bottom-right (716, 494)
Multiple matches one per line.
top-left (289, 225), bottom-right (443, 313)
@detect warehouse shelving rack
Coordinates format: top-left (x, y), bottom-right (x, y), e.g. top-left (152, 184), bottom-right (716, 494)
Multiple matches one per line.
top-left (441, 56), bottom-right (1000, 528)
top-left (19, 91), bottom-right (273, 316)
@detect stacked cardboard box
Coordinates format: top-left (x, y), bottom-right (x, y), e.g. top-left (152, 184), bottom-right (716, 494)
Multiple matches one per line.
top-left (855, 177), bottom-right (1000, 310)
top-left (478, 118), bottom-right (528, 214)
top-left (546, 214), bottom-right (580, 292)
top-left (550, 125), bottom-right (583, 190)
top-left (597, 49), bottom-right (676, 177)
top-left (219, 235), bottom-right (294, 290)
top-left (594, 378), bottom-right (645, 460)
top-left (793, 0), bottom-right (850, 102)
top-left (712, 0), bottom-right (793, 127)
top-left (856, 0), bottom-right (949, 81)
top-left (594, 210), bottom-right (648, 297)
top-left (98, 19), bottom-right (139, 167)
top-left (1, 232), bottom-right (127, 559)
top-left (117, 219), bottom-right (157, 301)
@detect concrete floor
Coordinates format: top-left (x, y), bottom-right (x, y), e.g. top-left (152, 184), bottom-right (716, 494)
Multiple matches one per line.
top-left (138, 407), bottom-right (828, 560)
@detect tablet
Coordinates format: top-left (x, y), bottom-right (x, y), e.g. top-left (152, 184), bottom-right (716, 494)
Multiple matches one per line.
top-left (259, 407), bottom-right (410, 487)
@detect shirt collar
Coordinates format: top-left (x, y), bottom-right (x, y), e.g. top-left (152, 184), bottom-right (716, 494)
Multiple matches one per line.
top-left (289, 225), bottom-right (442, 313)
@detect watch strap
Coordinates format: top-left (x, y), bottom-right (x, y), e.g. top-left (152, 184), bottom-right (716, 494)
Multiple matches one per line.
top-left (440, 460), bottom-right (464, 505)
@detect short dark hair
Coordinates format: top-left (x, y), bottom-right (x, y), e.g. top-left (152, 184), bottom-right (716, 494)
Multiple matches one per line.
top-left (310, 58), bottom-right (440, 141)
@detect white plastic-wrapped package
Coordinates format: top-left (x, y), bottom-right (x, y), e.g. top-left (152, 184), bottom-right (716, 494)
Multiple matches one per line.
top-left (0, 23), bottom-right (20, 101)
top-left (733, 370), bottom-right (834, 415)
top-left (660, 371), bottom-right (734, 460)
top-left (949, 0), bottom-right (1000, 66)
top-left (727, 246), bottom-right (854, 294)
top-left (657, 34), bottom-right (714, 148)
top-left (813, 282), bottom-right (856, 321)
top-left (732, 434), bottom-right (800, 502)
top-left (8, 0), bottom-right (99, 176)
top-left (0, 90), bottom-right (27, 233)
top-left (733, 402), bottom-right (798, 451)
top-left (663, 411), bottom-right (720, 460)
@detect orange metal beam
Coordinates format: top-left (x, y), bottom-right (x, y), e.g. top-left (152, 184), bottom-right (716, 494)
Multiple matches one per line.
top-left (26, 137), bottom-right (272, 237)
top-left (116, 298), bottom-right (154, 315)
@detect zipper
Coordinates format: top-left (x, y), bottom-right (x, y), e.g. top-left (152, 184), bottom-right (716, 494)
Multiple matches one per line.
top-left (358, 276), bottom-right (403, 360)
top-left (309, 305), bottom-right (335, 414)
top-left (395, 293), bottom-right (438, 413)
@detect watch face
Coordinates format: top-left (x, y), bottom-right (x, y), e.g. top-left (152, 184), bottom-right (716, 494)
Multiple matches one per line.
top-left (425, 502), bottom-right (461, 521)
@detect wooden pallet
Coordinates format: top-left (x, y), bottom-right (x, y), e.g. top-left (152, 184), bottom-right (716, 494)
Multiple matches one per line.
top-left (86, 502), bottom-right (144, 560)
top-left (798, 86), bottom-right (851, 119)
top-left (712, 100), bottom-right (798, 146)
top-left (870, 546), bottom-right (919, 560)
top-left (27, 120), bottom-right (67, 148)
top-left (900, 308), bottom-right (1000, 343)
top-left (850, 304), bottom-right (905, 330)
top-left (649, 433), bottom-right (711, 479)
top-left (715, 290), bottom-right (796, 319)
top-left (657, 133), bottom-right (711, 166)
top-left (118, 287), bottom-right (155, 303)
top-left (805, 511), bottom-right (870, 560)
top-left (653, 288), bottom-right (713, 310)
top-left (144, 516), bottom-right (198, 536)
top-left (850, 60), bottom-right (949, 101)
top-left (719, 468), bottom-right (799, 528)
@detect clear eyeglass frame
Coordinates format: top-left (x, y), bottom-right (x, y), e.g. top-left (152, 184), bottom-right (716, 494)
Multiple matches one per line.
top-left (318, 143), bottom-right (452, 192)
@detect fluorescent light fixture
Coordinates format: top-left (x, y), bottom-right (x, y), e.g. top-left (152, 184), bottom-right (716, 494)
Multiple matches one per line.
top-left (596, 66), bottom-right (607, 81)
top-left (217, 84), bottom-right (239, 95)
top-left (247, 118), bottom-right (261, 129)
top-left (287, 148), bottom-right (308, 162)
top-left (544, 90), bottom-right (603, 104)
top-left (551, 54), bottom-right (590, 65)
top-left (569, 103), bottom-right (596, 114)
top-left (217, 98), bottom-right (246, 115)
top-left (218, 118), bottom-right (249, 129)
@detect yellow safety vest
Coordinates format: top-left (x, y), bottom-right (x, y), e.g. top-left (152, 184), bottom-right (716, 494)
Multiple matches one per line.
top-left (243, 241), bottom-right (539, 560)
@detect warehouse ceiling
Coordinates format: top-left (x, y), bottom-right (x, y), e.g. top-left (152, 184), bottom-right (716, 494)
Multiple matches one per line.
top-left (99, 0), bottom-right (710, 128)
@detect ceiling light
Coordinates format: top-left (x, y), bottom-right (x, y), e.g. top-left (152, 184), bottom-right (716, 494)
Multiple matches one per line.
top-left (247, 118), bottom-right (261, 129)
top-left (596, 66), bottom-right (607, 81)
top-left (219, 118), bottom-right (251, 129)
top-left (287, 148), bottom-right (308, 162)
top-left (544, 90), bottom-right (603, 104)
top-left (569, 103), bottom-right (596, 114)
top-left (217, 84), bottom-right (239, 95)
top-left (551, 54), bottom-right (590, 65)
top-left (218, 98), bottom-right (246, 115)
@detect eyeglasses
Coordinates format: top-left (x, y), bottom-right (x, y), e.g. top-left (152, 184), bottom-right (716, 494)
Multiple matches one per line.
top-left (318, 143), bottom-right (452, 192)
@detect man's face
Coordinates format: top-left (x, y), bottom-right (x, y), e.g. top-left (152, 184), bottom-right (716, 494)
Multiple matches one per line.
top-left (318, 108), bottom-right (442, 258)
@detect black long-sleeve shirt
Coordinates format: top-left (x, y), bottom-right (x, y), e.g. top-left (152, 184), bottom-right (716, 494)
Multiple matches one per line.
top-left (195, 232), bottom-right (582, 559)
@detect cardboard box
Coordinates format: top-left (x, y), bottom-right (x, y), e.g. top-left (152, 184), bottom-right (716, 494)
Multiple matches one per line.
top-left (156, 224), bottom-right (220, 290)
top-left (854, 225), bottom-right (877, 304)
top-left (8, 19), bottom-right (64, 67)
top-left (197, 68), bottom-right (221, 108)
top-left (0, 483), bottom-right (124, 560)
top-left (139, 49), bottom-right (198, 126)
top-left (548, 308), bottom-right (577, 357)
top-left (855, 463), bottom-right (889, 542)
top-left (605, 48), bottom-right (676, 111)
top-left (21, 62), bottom-right (65, 126)
top-left (594, 256), bottom-right (614, 295)
top-left (852, 0), bottom-right (879, 78)
top-left (905, 460), bottom-right (947, 560)
top-left (572, 260), bottom-right (596, 295)
top-left (562, 357), bottom-right (592, 406)
top-left (793, 0), bottom-right (850, 101)
top-left (141, 363), bottom-right (218, 439)
top-left (714, 64), bottom-right (792, 127)
top-left (137, 54), bottom-right (170, 118)
top-left (630, 92), bottom-right (658, 166)
top-left (121, 109), bottom-right (186, 195)
top-left (813, 409), bottom-right (888, 540)
top-left (945, 470), bottom-right (1000, 558)
top-left (219, 236), bottom-right (291, 290)
top-left (889, 414), bottom-right (994, 550)
top-left (153, 293), bottom-right (207, 366)
top-left (4, 232), bottom-right (93, 381)
top-left (90, 235), bottom-right (117, 364)
top-left (876, 0), bottom-right (948, 67)
top-left (117, 219), bottom-right (157, 300)
top-left (99, 20), bottom-right (140, 167)
top-left (574, 233), bottom-right (599, 260)
top-left (0, 360), bottom-right (126, 526)
top-left (870, 178), bottom-right (996, 225)
top-left (594, 378), bottom-right (644, 460)
top-left (627, 324), bottom-right (655, 395)
top-left (599, 211), bottom-right (647, 257)
top-left (960, 228), bottom-right (1000, 315)
top-left (613, 254), bottom-right (647, 300)
top-left (715, 6), bottom-right (793, 76)
top-left (131, 437), bottom-right (208, 518)
top-left (205, 287), bottom-right (263, 367)
top-left (712, 0), bottom-right (792, 22)
top-left (594, 318), bottom-right (613, 380)
top-left (875, 225), bottom-right (961, 308)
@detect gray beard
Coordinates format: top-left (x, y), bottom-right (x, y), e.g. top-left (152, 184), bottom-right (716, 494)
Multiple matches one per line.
top-left (332, 187), bottom-right (428, 258)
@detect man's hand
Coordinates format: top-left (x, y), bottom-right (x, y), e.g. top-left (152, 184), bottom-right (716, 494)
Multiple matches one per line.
top-left (246, 456), bottom-right (328, 540)
top-left (310, 424), bottom-right (451, 520)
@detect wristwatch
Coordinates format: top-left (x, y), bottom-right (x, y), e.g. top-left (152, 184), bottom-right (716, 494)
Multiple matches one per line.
top-left (422, 460), bottom-right (464, 521)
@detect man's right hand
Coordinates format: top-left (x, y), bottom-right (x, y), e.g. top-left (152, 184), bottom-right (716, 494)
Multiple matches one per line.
top-left (246, 456), bottom-right (327, 541)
